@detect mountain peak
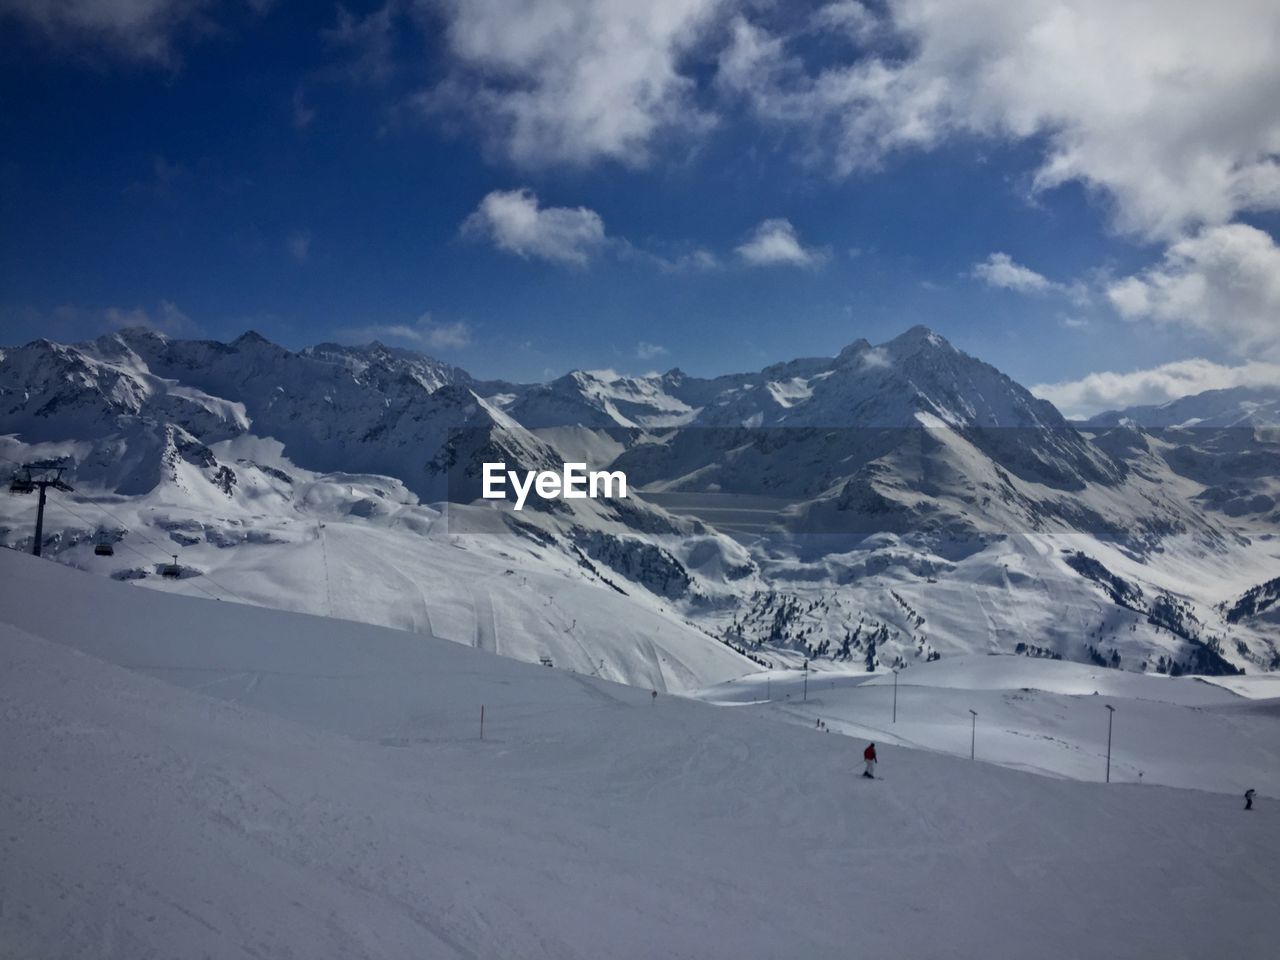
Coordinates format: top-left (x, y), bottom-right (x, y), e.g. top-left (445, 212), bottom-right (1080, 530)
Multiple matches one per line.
top-left (233, 330), bottom-right (273, 348)
top-left (114, 325), bottom-right (169, 342)
top-left (833, 327), bottom-right (954, 367)
top-left (887, 324), bottom-right (950, 351)
top-left (835, 338), bottom-right (873, 362)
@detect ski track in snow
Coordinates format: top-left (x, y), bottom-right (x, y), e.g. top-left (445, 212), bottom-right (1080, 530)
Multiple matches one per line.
top-left (471, 585), bottom-right (498, 656)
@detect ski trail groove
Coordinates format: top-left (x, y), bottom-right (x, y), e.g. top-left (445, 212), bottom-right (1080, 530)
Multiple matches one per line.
top-left (471, 587), bottom-right (498, 656)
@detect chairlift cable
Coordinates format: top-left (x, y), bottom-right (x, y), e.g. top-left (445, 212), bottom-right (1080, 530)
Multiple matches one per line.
top-left (39, 493), bottom-right (249, 606)
top-left (5, 451), bottom-right (255, 607)
top-left (67, 494), bottom-right (254, 604)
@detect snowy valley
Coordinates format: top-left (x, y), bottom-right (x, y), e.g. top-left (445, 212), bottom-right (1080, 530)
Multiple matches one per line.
top-left (2, 326), bottom-right (1277, 689)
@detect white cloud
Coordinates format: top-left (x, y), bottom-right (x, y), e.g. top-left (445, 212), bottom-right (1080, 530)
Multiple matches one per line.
top-left (461, 188), bottom-right (607, 267)
top-left (460, 188), bottom-right (734, 272)
top-left (720, 0), bottom-right (1280, 242)
top-left (972, 252), bottom-right (1055, 294)
top-left (324, 1), bottom-right (399, 83)
top-left (636, 341), bottom-right (668, 360)
top-left (735, 218), bottom-right (826, 268)
top-left (103, 299), bottom-right (196, 335)
top-left (617, 243), bottom-right (720, 274)
top-left (291, 88), bottom-right (316, 130)
top-left (811, 1), bottom-right (879, 42)
top-left (421, 0), bottom-right (726, 168)
top-left (860, 346), bottom-right (891, 369)
top-left (1, 300), bottom-right (201, 340)
top-left (0, 0), bottom-right (269, 64)
top-left (287, 231), bottom-right (311, 264)
top-left (1032, 357), bottom-right (1280, 419)
top-left (1106, 223), bottom-right (1280, 359)
top-left (658, 248), bottom-right (720, 274)
top-left (344, 313), bottom-right (472, 352)
top-left (419, 320), bottom-right (471, 350)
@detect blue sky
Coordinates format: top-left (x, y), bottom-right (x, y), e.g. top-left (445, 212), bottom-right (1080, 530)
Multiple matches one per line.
top-left (2, 1), bottom-right (1278, 416)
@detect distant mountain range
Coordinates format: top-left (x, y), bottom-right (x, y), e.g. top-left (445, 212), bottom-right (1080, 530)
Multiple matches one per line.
top-left (1086, 385), bottom-right (1280, 430)
top-left (2, 325), bottom-right (1276, 686)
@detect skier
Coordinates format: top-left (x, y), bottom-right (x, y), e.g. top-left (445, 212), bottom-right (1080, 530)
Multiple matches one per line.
top-left (863, 742), bottom-right (877, 779)
top-left (1245, 788), bottom-right (1256, 811)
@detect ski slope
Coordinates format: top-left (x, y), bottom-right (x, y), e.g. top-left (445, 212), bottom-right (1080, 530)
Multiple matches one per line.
top-left (697, 656), bottom-right (1280, 793)
top-left (2, 548), bottom-right (1279, 959)
top-left (0, 433), bottom-right (754, 693)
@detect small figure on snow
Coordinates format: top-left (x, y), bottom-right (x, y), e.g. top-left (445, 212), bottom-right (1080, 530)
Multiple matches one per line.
top-left (863, 742), bottom-right (877, 779)
top-left (1245, 788), bottom-right (1256, 811)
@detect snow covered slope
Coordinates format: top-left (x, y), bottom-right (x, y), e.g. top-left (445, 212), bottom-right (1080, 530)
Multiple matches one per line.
top-left (3, 325), bottom-right (1277, 684)
top-left (3, 548), bottom-right (1279, 959)
top-left (1087, 384), bottom-right (1280, 429)
top-left (698, 654), bottom-right (1280, 793)
top-left (0, 448), bottom-right (753, 692)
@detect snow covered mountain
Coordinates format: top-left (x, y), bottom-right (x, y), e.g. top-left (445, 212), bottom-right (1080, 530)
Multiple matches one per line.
top-left (612, 327), bottom-right (1148, 536)
top-left (0, 328), bottom-right (549, 501)
top-left (1087, 384), bottom-right (1280, 429)
top-left (2, 325), bottom-right (1277, 684)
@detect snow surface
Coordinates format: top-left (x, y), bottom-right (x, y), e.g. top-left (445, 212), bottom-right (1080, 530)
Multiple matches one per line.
top-left (3, 548), bottom-right (1280, 959)
top-left (0, 431), bottom-right (754, 693)
top-left (697, 655), bottom-right (1280, 793)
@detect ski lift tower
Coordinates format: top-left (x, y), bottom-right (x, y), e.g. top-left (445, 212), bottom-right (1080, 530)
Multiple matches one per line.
top-left (7, 463), bottom-right (74, 557)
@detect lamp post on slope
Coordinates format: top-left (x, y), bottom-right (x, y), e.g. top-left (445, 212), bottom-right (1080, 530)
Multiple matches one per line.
top-left (893, 668), bottom-right (898, 724)
top-left (1105, 704), bottom-right (1116, 783)
top-left (969, 709), bottom-right (977, 761)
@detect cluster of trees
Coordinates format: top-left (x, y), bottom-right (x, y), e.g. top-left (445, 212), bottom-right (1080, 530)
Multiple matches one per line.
top-left (1149, 642), bottom-right (1243, 677)
top-left (1223, 574), bottom-right (1280, 624)
top-left (1014, 641), bottom-right (1063, 661)
top-left (1085, 643), bottom-right (1122, 669)
top-left (890, 590), bottom-right (926, 629)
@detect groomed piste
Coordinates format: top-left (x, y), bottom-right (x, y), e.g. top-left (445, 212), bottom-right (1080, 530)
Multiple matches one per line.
top-left (2, 547), bottom-right (1278, 959)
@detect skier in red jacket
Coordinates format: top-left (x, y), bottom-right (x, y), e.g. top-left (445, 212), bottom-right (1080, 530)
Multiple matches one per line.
top-left (863, 743), bottom-right (877, 779)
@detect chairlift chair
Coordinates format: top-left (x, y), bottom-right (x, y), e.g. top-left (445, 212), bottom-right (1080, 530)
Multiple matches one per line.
top-left (8, 473), bottom-right (35, 494)
top-left (161, 554), bottom-right (182, 578)
top-left (94, 531), bottom-right (114, 557)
